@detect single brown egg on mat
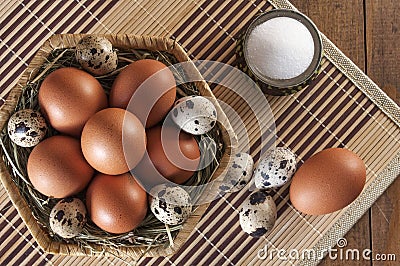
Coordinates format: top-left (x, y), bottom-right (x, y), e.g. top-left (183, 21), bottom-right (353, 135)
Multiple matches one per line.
top-left (290, 148), bottom-right (366, 215)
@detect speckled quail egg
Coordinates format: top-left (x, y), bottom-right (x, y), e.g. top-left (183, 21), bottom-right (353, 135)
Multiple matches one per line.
top-left (171, 96), bottom-right (217, 135)
top-left (219, 152), bottom-right (254, 193)
top-left (254, 147), bottom-right (297, 189)
top-left (239, 191), bottom-right (277, 238)
top-left (7, 109), bottom-right (47, 147)
top-left (76, 36), bottom-right (118, 76)
top-left (149, 183), bottom-right (192, 225)
top-left (49, 198), bottom-right (87, 239)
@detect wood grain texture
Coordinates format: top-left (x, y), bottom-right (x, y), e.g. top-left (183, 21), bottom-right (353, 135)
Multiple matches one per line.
top-left (290, 0), bottom-right (400, 265)
top-left (366, 1), bottom-right (400, 265)
top-left (290, 0), bottom-right (366, 70)
top-left (366, 0), bottom-right (400, 96)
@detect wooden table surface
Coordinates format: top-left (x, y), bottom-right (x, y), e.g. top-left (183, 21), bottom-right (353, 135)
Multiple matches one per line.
top-left (290, 0), bottom-right (399, 265)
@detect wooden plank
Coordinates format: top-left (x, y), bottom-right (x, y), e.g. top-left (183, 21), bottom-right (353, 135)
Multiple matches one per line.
top-left (290, 0), bottom-right (366, 70)
top-left (366, 1), bottom-right (400, 265)
top-left (289, 1), bottom-right (370, 265)
top-left (366, 0), bottom-right (400, 99)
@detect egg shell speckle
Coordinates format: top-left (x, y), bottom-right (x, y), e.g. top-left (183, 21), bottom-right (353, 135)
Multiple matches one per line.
top-left (254, 147), bottom-right (296, 189)
top-left (171, 96), bottom-right (217, 135)
top-left (219, 152), bottom-right (254, 193)
top-left (7, 109), bottom-right (47, 147)
top-left (239, 191), bottom-right (277, 238)
top-left (76, 36), bottom-right (118, 76)
top-left (149, 183), bottom-right (192, 225)
top-left (49, 198), bottom-right (87, 239)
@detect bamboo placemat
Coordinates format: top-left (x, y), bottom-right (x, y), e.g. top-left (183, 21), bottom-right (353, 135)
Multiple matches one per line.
top-left (1, 1), bottom-right (399, 265)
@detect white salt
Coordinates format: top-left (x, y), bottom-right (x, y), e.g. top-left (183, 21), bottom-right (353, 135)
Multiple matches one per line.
top-left (246, 16), bottom-right (315, 80)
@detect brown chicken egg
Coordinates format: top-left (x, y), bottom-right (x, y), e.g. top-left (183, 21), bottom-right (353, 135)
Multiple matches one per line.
top-left (81, 108), bottom-right (146, 175)
top-left (39, 67), bottom-right (107, 137)
top-left (133, 125), bottom-right (200, 189)
top-left (289, 148), bottom-right (366, 215)
top-left (109, 59), bottom-right (176, 128)
top-left (86, 172), bottom-right (148, 234)
top-left (27, 135), bottom-right (94, 198)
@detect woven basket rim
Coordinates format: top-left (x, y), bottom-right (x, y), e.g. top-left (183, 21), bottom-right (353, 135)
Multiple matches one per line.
top-left (0, 33), bottom-right (237, 259)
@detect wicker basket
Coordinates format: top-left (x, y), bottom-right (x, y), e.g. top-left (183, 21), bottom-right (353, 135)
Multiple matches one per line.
top-left (0, 34), bottom-right (237, 259)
